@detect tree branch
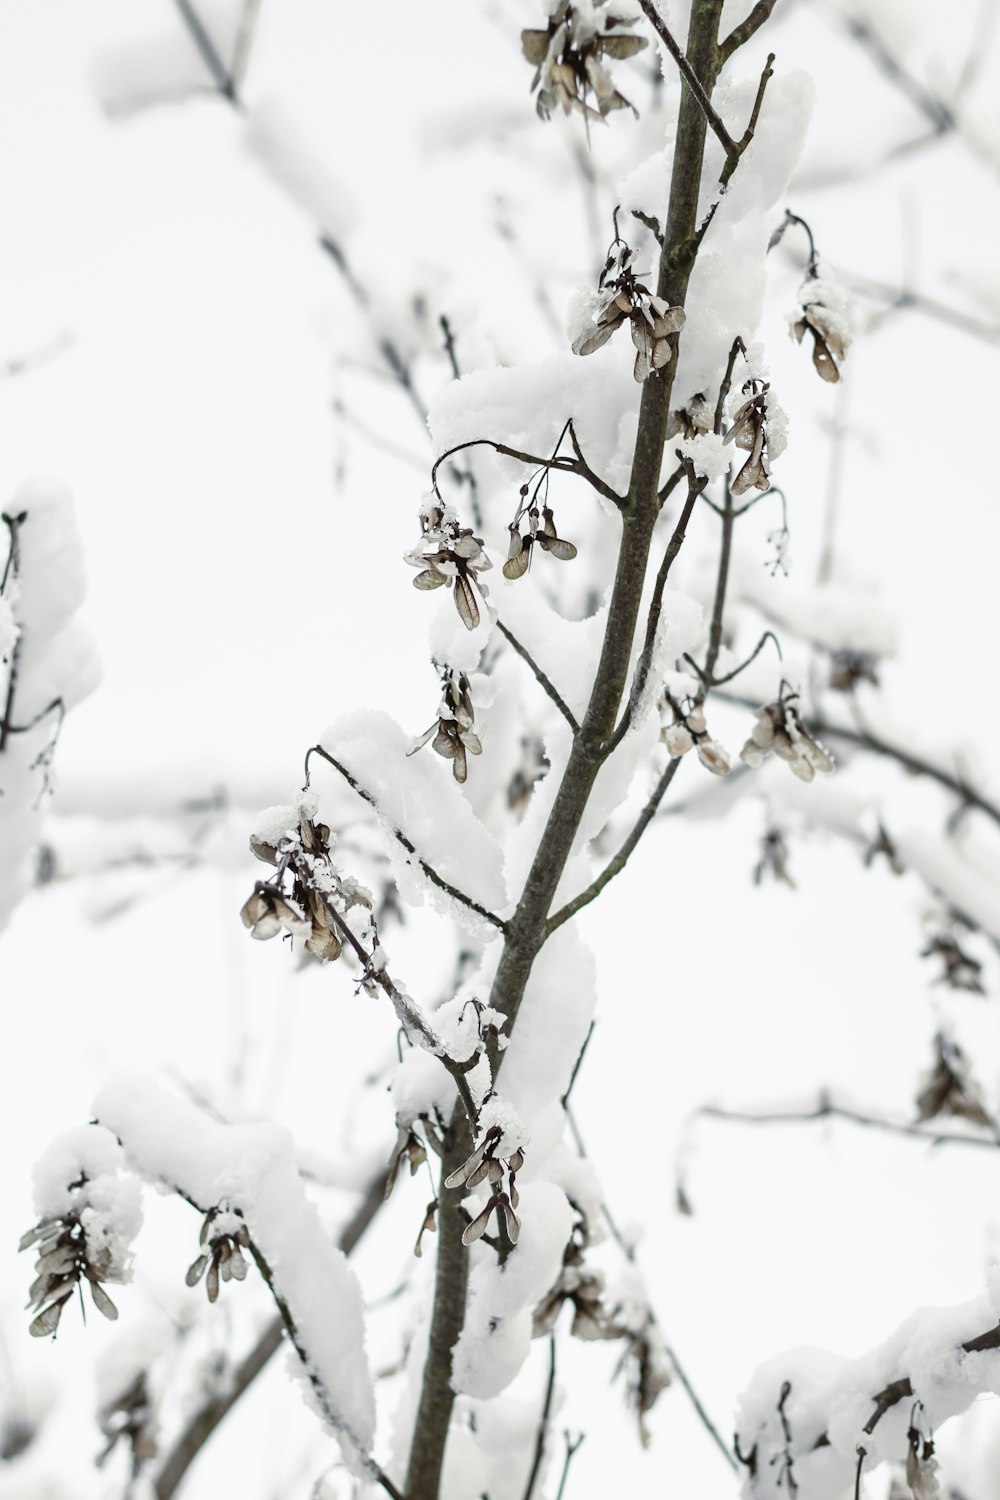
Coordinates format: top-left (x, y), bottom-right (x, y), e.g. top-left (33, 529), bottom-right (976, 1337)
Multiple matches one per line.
top-left (171, 0), bottom-right (238, 100)
top-left (714, 691), bottom-right (1000, 835)
top-left (697, 1095), bottom-right (1000, 1153)
top-left (637, 0), bottom-right (736, 160)
top-left (522, 1336), bottom-right (558, 1500)
top-left (719, 0), bottom-right (781, 64)
top-left (496, 620), bottom-right (580, 734)
top-left (605, 466), bottom-right (704, 754)
top-left (154, 1167), bottom-right (390, 1500)
top-left (546, 756), bottom-right (684, 935)
top-left (430, 435), bottom-right (623, 510)
top-left (306, 744), bottom-right (506, 930)
top-left (407, 4), bottom-right (774, 1490)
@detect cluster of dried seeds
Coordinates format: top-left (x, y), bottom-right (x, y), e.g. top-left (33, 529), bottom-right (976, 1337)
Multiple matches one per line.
top-left (915, 1033), bottom-right (991, 1128)
top-left (185, 1207), bottom-right (251, 1303)
top-left (828, 649), bottom-right (880, 693)
top-left (921, 929), bottom-right (985, 995)
top-left (405, 502), bottom-right (491, 631)
top-left (666, 391), bottom-right (713, 441)
top-left (503, 488), bottom-right (577, 580)
top-left (21, 1207), bottom-right (120, 1338)
top-left (740, 693), bottom-right (834, 782)
top-left (662, 701), bottom-right (732, 777)
top-left (573, 234), bottom-right (686, 383)
top-left (408, 668), bottom-right (482, 784)
top-left (522, 0), bottom-right (647, 122)
top-left (792, 270), bottom-right (851, 383)
top-left (242, 809), bottom-right (375, 968)
top-left (445, 1126), bottom-right (524, 1248)
top-left (97, 1371), bottom-right (157, 1473)
top-left (725, 380), bottom-right (782, 496)
top-left (385, 1123), bottom-right (428, 1201)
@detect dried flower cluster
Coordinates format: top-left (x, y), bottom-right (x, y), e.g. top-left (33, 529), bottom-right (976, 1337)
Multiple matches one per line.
top-left (662, 701), bottom-right (732, 777)
top-left (534, 1236), bottom-right (671, 1444)
top-left (666, 391), bottom-right (713, 441)
top-left (408, 668), bottom-right (482, 783)
top-left (921, 929), bottom-right (985, 994)
top-left (445, 1125), bottom-right (524, 1247)
top-left (791, 268), bottom-right (852, 383)
top-left (97, 1372), bottom-right (157, 1473)
top-left (20, 1207), bottom-right (121, 1338)
top-left (406, 501), bottom-right (491, 631)
top-left (573, 234), bottom-right (686, 383)
top-left (521, 0), bottom-right (647, 122)
top-left (906, 1412), bottom-right (941, 1500)
top-left (242, 804), bottom-right (376, 968)
top-left (829, 648), bottom-right (880, 692)
top-left (503, 487), bottom-right (577, 580)
top-left (754, 827), bottom-right (795, 888)
top-left (385, 1123), bottom-right (428, 1200)
top-left (185, 1206), bottom-right (251, 1303)
top-left (915, 1033), bottom-right (991, 1128)
top-left (740, 694), bottom-right (835, 782)
top-left (725, 380), bottom-right (785, 496)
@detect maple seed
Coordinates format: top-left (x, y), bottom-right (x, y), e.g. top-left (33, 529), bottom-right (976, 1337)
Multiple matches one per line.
top-left (572, 225), bottom-right (685, 382)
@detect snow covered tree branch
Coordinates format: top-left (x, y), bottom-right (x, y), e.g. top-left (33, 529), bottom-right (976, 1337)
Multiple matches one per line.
top-left (9, 2), bottom-right (1000, 1498)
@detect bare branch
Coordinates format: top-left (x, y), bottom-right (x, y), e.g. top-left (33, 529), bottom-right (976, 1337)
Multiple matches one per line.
top-left (546, 756), bottom-right (684, 935)
top-left (698, 1095), bottom-right (1000, 1153)
top-left (606, 465), bottom-right (706, 753)
top-left (637, 0), bottom-right (736, 159)
top-left (497, 621), bottom-right (579, 735)
top-left (719, 0), bottom-right (781, 63)
top-left (306, 745), bottom-right (506, 930)
top-left (171, 0), bottom-right (238, 100)
top-left (522, 1336), bottom-right (558, 1500)
top-left (431, 434), bottom-right (623, 510)
top-left (154, 1167), bottom-right (389, 1500)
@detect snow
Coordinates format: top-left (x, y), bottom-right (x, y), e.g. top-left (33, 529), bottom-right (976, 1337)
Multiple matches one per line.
top-left (32, 1126), bottom-right (143, 1289)
top-left (737, 1287), bottom-right (1000, 1500)
top-left (453, 1182), bottom-right (574, 1399)
top-left (93, 1076), bottom-right (377, 1476)
top-left (319, 708), bottom-right (509, 919)
top-left (428, 354), bottom-right (639, 509)
top-left (89, 1), bottom-right (245, 115)
top-left (252, 790), bottom-right (319, 847)
top-left (670, 71), bottom-right (815, 404)
top-left (0, 478), bottom-right (98, 935)
top-left (243, 95), bottom-right (360, 246)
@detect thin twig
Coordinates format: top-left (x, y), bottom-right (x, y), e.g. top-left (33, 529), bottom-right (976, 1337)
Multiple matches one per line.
top-left (522, 1336), bottom-right (558, 1500)
top-left (561, 1021), bottom-right (595, 1109)
top-left (306, 745), bottom-right (507, 929)
top-left (546, 757), bottom-right (684, 934)
top-left (496, 621), bottom-right (580, 735)
top-left (637, 0), bottom-right (736, 159)
top-left (0, 330), bottom-right (75, 381)
top-left (719, 0), bottom-right (781, 63)
top-left (171, 0), bottom-right (237, 99)
top-left (154, 1168), bottom-right (389, 1500)
top-left (555, 1432), bottom-right (586, 1500)
top-left (606, 467), bottom-right (705, 753)
top-left (431, 434), bottom-right (623, 510)
top-left (703, 472), bottom-right (734, 684)
top-left (287, 851), bottom-right (480, 1125)
top-left (564, 1103), bottom-right (736, 1471)
top-left (698, 1095), bottom-right (1000, 1152)
top-left (663, 1341), bottom-right (738, 1472)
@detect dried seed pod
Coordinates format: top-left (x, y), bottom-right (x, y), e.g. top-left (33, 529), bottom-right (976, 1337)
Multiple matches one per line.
top-left (462, 1196), bottom-right (500, 1246)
